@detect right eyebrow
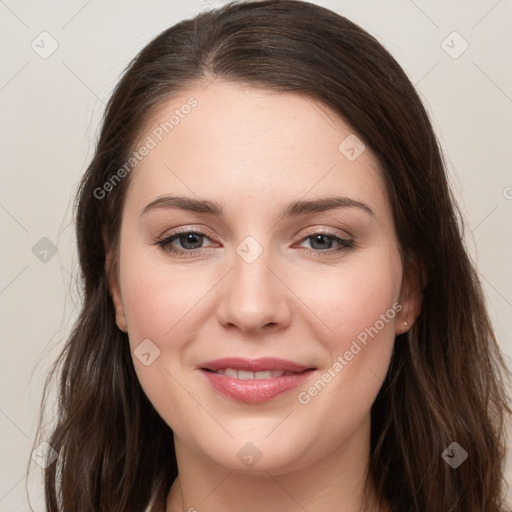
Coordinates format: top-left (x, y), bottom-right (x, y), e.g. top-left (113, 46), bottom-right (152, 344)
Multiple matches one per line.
top-left (141, 195), bottom-right (223, 217)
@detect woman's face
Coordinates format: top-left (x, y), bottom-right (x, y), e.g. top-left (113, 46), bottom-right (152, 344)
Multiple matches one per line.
top-left (108, 80), bottom-right (418, 475)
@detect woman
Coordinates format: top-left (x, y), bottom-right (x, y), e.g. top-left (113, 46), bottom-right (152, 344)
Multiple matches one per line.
top-left (34, 1), bottom-right (511, 511)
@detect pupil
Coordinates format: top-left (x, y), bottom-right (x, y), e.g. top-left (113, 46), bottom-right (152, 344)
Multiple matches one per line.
top-left (311, 234), bottom-right (331, 250)
top-left (181, 233), bottom-right (202, 249)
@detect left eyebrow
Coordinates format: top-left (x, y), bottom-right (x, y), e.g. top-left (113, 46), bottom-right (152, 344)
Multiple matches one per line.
top-left (140, 195), bottom-right (376, 220)
top-left (278, 196), bottom-right (376, 221)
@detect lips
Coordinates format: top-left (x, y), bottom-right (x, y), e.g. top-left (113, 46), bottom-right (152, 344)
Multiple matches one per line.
top-left (197, 357), bottom-right (315, 403)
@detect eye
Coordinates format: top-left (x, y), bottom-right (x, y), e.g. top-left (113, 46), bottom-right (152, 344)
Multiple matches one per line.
top-left (156, 229), bottom-right (216, 256)
top-left (296, 231), bottom-right (355, 254)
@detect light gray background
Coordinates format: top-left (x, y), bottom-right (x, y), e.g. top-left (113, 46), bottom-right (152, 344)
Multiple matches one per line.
top-left (1, 0), bottom-right (511, 510)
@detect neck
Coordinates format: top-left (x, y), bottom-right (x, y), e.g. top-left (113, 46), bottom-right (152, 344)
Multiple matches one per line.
top-left (165, 414), bottom-right (386, 512)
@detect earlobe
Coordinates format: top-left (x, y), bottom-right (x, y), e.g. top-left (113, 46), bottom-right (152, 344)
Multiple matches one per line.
top-left (105, 250), bottom-right (128, 333)
top-left (395, 257), bottom-right (424, 335)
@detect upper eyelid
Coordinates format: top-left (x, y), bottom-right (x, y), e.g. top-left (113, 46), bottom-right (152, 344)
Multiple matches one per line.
top-left (158, 226), bottom-right (218, 244)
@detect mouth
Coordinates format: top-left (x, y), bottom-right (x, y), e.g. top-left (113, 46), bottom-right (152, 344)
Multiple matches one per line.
top-left (198, 356), bottom-right (313, 373)
top-left (203, 368), bottom-right (300, 379)
top-left (197, 357), bottom-right (316, 403)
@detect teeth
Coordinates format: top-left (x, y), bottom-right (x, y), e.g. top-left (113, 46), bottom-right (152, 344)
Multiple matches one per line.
top-left (213, 368), bottom-right (295, 379)
top-left (255, 371), bottom-right (275, 379)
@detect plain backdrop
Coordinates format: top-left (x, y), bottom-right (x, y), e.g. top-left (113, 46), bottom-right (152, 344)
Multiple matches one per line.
top-left (0, 0), bottom-right (511, 510)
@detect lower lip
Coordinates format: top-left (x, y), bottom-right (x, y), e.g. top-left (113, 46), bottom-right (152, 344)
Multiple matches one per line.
top-left (200, 369), bottom-right (315, 403)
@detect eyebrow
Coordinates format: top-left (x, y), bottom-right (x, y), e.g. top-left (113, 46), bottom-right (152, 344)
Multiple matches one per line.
top-left (140, 195), bottom-right (376, 220)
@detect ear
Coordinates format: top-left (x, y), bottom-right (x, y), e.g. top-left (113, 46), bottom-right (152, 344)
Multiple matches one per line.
top-left (105, 246), bottom-right (128, 333)
top-left (395, 256), bottom-right (425, 335)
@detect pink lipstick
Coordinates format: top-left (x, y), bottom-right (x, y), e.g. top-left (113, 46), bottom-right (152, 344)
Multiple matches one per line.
top-left (197, 357), bottom-right (315, 403)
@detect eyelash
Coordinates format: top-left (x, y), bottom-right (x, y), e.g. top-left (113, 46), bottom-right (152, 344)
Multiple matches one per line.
top-left (155, 228), bottom-right (355, 258)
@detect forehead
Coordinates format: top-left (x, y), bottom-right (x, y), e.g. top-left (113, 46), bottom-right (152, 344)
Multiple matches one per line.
top-left (125, 80), bottom-right (388, 219)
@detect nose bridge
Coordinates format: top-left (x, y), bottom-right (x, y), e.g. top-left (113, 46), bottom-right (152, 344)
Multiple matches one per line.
top-left (217, 234), bottom-right (291, 333)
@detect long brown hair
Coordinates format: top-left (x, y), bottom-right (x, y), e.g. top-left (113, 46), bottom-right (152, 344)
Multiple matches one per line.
top-left (33, 1), bottom-right (511, 510)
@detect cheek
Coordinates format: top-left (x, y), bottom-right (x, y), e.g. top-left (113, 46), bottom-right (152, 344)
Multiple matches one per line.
top-left (118, 256), bottom-right (206, 424)
top-left (120, 249), bottom-right (205, 347)
top-left (295, 247), bottom-right (402, 342)
top-left (294, 249), bottom-right (401, 406)
top-left (122, 276), bottom-right (174, 345)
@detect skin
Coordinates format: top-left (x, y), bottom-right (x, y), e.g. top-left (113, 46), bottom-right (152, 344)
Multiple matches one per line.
top-left (107, 79), bottom-right (421, 512)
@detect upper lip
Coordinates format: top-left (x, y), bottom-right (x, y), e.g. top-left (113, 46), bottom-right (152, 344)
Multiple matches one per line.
top-left (198, 357), bottom-right (313, 373)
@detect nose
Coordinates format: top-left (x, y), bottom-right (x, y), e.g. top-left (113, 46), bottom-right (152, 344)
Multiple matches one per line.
top-left (216, 243), bottom-right (292, 335)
